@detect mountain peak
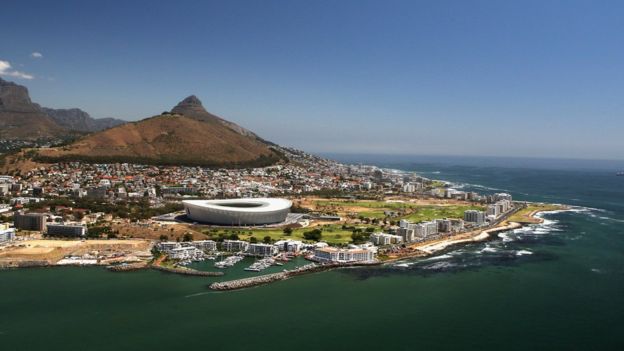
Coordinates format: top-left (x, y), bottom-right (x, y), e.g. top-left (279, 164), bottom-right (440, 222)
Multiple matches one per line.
top-left (180, 95), bottom-right (202, 106)
top-left (173, 95), bottom-right (205, 111)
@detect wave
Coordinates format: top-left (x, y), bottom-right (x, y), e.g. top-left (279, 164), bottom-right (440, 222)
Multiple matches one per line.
top-left (515, 250), bottom-right (533, 256)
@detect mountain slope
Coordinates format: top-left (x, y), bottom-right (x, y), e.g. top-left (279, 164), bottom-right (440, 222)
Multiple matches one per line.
top-left (36, 97), bottom-right (283, 167)
top-left (0, 78), bottom-right (67, 139)
top-left (42, 107), bottom-right (126, 132)
top-left (171, 95), bottom-right (263, 140)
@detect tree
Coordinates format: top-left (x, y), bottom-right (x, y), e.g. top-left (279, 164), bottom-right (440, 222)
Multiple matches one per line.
top-left (249, 236), bottom-right (258, 243)
top-left (263, 236), bottom-right (272, 244)
top-left (283, 227), bottom-right (293, 236)
top-left (228, 233), bottom-right (239, 240)
top-left (159, 234), bottom-right (168, 241)
top-left (351, 230), bottom-right (371, 244)
top-left (182, 233), bottom-right (193, 242)
top-left (303, 228), bottom-right (322, 241)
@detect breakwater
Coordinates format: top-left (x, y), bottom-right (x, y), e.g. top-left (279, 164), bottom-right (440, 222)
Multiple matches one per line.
top-left (210, 262), bottom-right (379, 291)
top-left (106, 262), bottom-right (148, 272)
top-left (151, 264), bottom-right (224, 277)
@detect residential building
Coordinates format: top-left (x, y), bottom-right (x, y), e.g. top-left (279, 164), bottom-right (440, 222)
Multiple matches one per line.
top-left (14, 212), bottom-right (47, 232)
top-left (247, 243), bottom-right (277, 257)
top-left (313, 246), bottom-right (376, 263)
top-left (187, 240), bottom-right (217, 252)
top-left (464, 210), bottom-right (486, 225)
top-left (0, 224), bottom-right (15, 243)
top-left (46, 223), bottom-right (87, 237)
top-left (222, 240), bottom-right (249, 252)
top-left (370, 232), bottom-right (403, 245)
top-left (274, 239), bottom-right (304, 253)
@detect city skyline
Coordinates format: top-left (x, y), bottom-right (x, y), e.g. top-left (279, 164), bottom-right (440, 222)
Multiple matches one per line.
top-left (2, 0), bottom-right (623, 159)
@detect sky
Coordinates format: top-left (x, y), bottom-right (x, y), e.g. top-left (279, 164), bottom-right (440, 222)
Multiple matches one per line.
top-left (1, 0), bottom-right (623, 160)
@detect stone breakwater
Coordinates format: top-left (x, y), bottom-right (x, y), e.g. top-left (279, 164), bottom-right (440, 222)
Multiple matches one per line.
top-left (151, 265), bottom-right (224, 277)
top-left (209, 262), bottom-right (379, 291)
top-left (106, 262), bottom-right (148, 272)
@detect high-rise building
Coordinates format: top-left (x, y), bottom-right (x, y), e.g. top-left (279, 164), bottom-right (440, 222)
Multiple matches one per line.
top-left (464, 210), bottom-right (486, 224)
top-left (14, 212), bottom-right (47, 232)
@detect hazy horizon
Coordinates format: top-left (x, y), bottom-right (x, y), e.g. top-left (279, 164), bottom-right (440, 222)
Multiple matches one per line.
top-left (2, 0), bottom-right (623, 160)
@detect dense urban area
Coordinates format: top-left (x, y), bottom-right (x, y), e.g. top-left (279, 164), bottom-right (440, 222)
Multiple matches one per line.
top-left (0, 145), bottom-right (556, 287)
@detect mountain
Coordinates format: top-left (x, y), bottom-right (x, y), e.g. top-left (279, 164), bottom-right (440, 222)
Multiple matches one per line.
top-left (0, 78), bottom-right (66, 139)
top-left (35, 96), bottom-right (283, 167)
top-left (41, 107), bottom-right (126, 132)
top-left (171, 95), bottom-right (265, 141)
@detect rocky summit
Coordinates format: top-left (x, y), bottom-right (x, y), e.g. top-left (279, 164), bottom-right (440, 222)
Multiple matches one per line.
top-left (0, 77), bottom-right (65, 139)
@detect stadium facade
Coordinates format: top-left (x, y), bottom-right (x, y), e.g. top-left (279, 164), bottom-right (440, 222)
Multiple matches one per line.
top-left (182, 198), bottom-right (292, 226)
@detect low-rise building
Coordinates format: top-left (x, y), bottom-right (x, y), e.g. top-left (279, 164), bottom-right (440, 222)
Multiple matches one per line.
top-left (0, 224), bottom-right (15, 243)
top-left (274, 239), bottom-right (304, 253)
top-left (247, 243), bottom-right (277, 257)
top-left (46, 223), bottom-right (87, 237)
top-left (313, 246), bottom-right (376, 263)
top-left (168, 246), bottom-right (204, 260)
top-left (222, 240), bottom-right (249, 252)
top-left (187, 240), bottom-right (217, 252)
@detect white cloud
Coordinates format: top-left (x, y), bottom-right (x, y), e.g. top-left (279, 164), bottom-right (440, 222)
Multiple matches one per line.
top-left (31, 52), bottom-right (43, 59)
top-left (0, 60), bottom-right (34, 80)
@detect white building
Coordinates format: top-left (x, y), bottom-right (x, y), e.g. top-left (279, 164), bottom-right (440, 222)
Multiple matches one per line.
top-left (464, 210), bottom-right (486, 224)
top-left (223, 240), bottom-right (249, 252)
top-left (187, 240), bottom-right (217, 252)
top-left (274, 239), bottom-right (304, 253)
top-left (168, 246), bottom-right (204, 260)
top-left (247, 243), bottom-right (278, 257)
top-left (494, 193), bottom-right (513, 202)
top-left (0, 224), bottom-right (15, 243)
top-left (370, 232), bottom-right (403, 245)
top-left (313, 246), bottom-right (376, 263)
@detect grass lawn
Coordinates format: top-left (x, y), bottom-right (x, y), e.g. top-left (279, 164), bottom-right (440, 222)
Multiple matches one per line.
top-left (205, 224), bottom-right (381, 245)
top-left (400, 205), bottom-right (484, 222)
top-left (314, 200), bottom-right (420, 210)
top-left (507, 204), bottom-right (562, 223)
top-left (314, 200), bottom-right (484, 223)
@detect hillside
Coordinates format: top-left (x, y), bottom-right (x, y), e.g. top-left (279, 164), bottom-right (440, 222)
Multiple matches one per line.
top-left (42, 107), bottom-right (126, 132)
top-left (35, 97), bottom-right (283, 167)
top-left (0, 78), bottom-right (66, 139)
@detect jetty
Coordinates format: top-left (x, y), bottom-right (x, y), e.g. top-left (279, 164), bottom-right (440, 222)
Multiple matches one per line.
top-left (210, 262), bottom-right (378, 291)
top-left (152, 264), bottom-right (224, 276)
top-left (106, 262), bottom-right (148, 272)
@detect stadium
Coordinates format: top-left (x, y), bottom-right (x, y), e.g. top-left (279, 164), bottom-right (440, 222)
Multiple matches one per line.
top-left (182, 198), bottom-right (292, 226)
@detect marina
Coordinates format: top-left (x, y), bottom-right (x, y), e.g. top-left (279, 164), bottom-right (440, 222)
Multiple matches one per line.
top-left (214, 255), bottom-right (244, 269)
top-left (244, 257), bottom-right (277, 272)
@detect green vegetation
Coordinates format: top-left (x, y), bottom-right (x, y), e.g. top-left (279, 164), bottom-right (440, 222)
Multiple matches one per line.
top-left (303, 228), bottom-right (322, 241)
top-left (507, 204), bottom-right (562, 223)
top-left (33, 150), bottom-right (284, 169)
top-left (400, 205), bottom-right (484, 222)
top-left (203, 224), bottom-right (382, 245)
top-left (85, 225), bottom-right (113, 239)
top-left (314, 199), bottom-right (483, 223)
top-left (25, 198), bottom-right (183, 221)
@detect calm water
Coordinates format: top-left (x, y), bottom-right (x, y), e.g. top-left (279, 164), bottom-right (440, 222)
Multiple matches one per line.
top-left (2, 157), bottom-right (623, 350)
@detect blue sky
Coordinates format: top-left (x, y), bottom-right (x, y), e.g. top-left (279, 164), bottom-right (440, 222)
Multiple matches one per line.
top-left (1, 0), bottom-right (623, 159)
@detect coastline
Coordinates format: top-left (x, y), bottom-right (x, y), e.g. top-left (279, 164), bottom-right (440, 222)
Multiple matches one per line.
top-left (207, 204), bottom-right (569, 291)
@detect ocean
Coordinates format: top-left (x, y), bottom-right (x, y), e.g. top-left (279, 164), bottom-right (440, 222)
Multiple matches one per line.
top-left (1, 155), bottom-right (623, 351)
